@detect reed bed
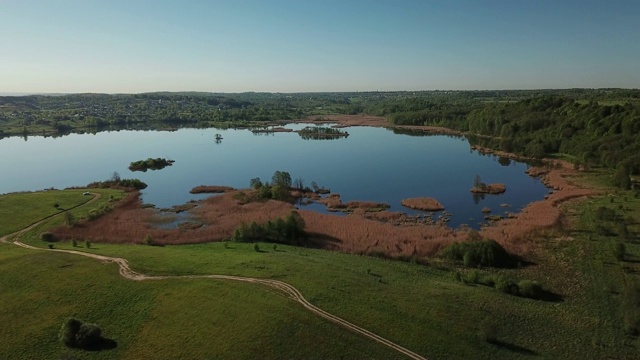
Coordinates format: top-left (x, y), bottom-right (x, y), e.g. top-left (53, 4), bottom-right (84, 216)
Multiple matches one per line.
top-left (52, 160), bottom-right (599, 260)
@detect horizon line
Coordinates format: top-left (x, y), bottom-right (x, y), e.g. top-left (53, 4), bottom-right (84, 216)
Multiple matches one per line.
top-left (1, 87), bottom-right (638, 97)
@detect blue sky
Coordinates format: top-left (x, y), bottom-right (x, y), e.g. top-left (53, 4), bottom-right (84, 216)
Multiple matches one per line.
top-left (1, 0), bottom-right (638, 93)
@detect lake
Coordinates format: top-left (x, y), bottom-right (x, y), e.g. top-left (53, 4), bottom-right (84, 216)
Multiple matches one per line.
top-left (0, 124), bottom-right (549, 228)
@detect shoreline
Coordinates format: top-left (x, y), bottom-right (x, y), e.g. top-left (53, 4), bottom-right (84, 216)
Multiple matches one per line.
top-left (288, 114), bottom-right (603, 254)
top-left (50, 114), bottom-right (602, 259)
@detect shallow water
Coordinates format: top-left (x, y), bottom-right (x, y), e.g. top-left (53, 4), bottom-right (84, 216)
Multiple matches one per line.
top-left (0, 124), bottom-right (548, 228)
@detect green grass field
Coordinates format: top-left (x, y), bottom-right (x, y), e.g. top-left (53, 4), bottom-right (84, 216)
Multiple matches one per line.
top-left (2, 182), bottom-right (640, 359)
top-left (0, 188), bottom-right (122, 236)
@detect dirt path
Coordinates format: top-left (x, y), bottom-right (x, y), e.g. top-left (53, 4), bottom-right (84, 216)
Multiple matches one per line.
top-left (1, 193), bottom-right (427, 360)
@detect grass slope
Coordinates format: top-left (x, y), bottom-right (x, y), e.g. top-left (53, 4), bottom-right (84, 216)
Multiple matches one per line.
top-left (5, 178), bottom-right (640, 359)
top-left (0, 244), bottom-right (405, 360)
top-left (0, 189), bottom-right (121, 236)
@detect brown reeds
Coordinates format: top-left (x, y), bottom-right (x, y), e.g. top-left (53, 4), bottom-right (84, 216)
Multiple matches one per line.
top-left (401, 198), bottom-right (445, 211)
top-left (189, 185), bottom-right (235, 194)
top-left (51, 158), bottom-right (600, 260)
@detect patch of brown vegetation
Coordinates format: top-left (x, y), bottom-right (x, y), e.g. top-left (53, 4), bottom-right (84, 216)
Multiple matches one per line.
top-left (478, 160), bottom-right (601, 255)
top-left (316, 194), bottom-right (389, 212)
top-left (301, 210), bottom-right (469, 258)
top-left (178, 221), bottom-right (203, 230)
top-left (471, 183), bottom-right (506, 194)
top-left (51, 190), bottom-right (295, 246)
top-left (251, 127), bottom-right (292, 133)
top-left (50, 134), bottom-right (601, 261)
top-left (401, 197), bottom-right (445, 211)
top-left (317, 195), bottom-right (345, 210)
top-left (293, 115), bottom-right (390, 127)
top-left (190, 185), bottom-right (235, 194)
top-left (159, 201), bottom-right (198, 213)
top-left (345, 201), bottom-right (390, 211)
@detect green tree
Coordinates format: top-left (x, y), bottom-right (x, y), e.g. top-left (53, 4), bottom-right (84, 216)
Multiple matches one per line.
top-left (64, 211), bottom-right (75, 226)
top-left (59, 318), bottom-right (103, 349)
top-left (614, 166), bottom-right (632, 189)
top-left (271, 171), bottom-right (292, 188)
top-left (59, 318), bottom-right (82, 347)
top-left (250, 177), bottom-right (263, 189)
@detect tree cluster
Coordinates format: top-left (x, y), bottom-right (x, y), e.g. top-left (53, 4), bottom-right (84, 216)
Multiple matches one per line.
top-left (232, 211), bottom-right (307, 246)
top-left (249, 170), bottom-right (294, 201)
top-left (439, 239), bottom-right (515, 268)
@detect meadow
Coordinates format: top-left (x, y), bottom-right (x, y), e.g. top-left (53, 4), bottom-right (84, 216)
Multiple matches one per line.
top-left (2, 171), bottom-right (640, 359)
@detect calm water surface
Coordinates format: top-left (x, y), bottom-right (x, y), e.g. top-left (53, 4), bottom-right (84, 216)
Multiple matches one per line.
top-left (0, 125), bottom-right (548, 228)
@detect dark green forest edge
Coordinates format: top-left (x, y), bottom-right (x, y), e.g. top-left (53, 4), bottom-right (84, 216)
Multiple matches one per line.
top-left (1, 88), bottom-right (639, 183)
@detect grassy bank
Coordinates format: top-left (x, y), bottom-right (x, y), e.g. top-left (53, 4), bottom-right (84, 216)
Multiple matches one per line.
top-left (4, 180), bottom-right (640, 359)
top-left (0, 189), bottom-right (122, 236)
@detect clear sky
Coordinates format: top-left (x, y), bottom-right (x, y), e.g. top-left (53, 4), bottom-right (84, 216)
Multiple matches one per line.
top-left (1, 0), bottom-right (638, 93)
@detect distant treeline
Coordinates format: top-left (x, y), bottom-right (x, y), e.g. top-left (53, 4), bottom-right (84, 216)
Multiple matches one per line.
top-left (2, 89), bottom-right (639, 183)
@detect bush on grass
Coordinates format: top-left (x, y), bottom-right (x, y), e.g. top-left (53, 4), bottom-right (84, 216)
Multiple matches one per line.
top-left (59, 318), bottom-right (103, 349)
top-left (40, 232), bottom-right (56, 242)
top-left (440, 239), bottom-right (514, 268)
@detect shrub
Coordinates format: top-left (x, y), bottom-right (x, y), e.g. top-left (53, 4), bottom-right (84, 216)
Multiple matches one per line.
top-left (595, 206), bottom-right (617, 222)
top-left (72, 239), bottom-right (78, 247)
top-left (623, 280), bottom-right (640, 336)
top-left (144, 234), bottom-right (155, 246)
top-left (48, 244), bottom-right (54, 249)
top-left (495, 275), bottom-right (520, 296)
top-left (254, 243), bottom-right (260, 252)
top-left (465, 269), bottom-right (481, 284)
top-left (85, 240), bottom-right (91, 249)
top-left (617, 223), bottom-right (630, 240)
top-left (59, 318), bottom-right (82, 347)
top-left (40, 232), bottom-right (56, 242)
top-left (232, 211), bottom-right (307, 245)
top-left (614, 242), bottom-right (626, 261)
top-left (453, 272), bottom-right (462, 282)
top-left (250, 177), bottom-right (263, 189)
top-left (440, 239), bottom-right (514, 268)
top-left (59, 318), bottom-right (103, 349)
top-left (478, 318), bottom-right (498, 344)
top-left (75, 323), bottom-right (102, 348)
top-left (64, 211), bottom-right (75, 226)
top-left (594, 224), bottom-right (614, 236)
top-left (518, 280), bottom-right (543, 299)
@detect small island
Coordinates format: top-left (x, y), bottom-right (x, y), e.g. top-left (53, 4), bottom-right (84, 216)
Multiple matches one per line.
top-left (128, 158), bottom-right (175, 172)
top-left (470, 175), bottom-right (506, 194)
top-left (297, 126), bottom-right (349, 140)
top-left (401, 197), bottom-right (445, 211)
top-left (470, 183), bottom-right (506, 194)
top-left (190, 185), bottom-right (236, 194)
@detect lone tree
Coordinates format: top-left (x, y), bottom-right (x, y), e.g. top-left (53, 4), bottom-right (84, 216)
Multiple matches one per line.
top-left (64, 211), bottom-right (75, 226)
top-left (473, 175), bottom-right (487, 191)
top-left (271, 171), bottom-right (292, 188)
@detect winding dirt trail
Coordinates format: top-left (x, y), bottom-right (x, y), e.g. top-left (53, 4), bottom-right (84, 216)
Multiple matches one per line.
top-left (1, 193), bottom-right (427, 360)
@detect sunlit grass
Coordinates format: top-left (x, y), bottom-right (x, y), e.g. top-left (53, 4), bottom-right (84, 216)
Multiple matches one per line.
top-left (5, 184), bottom-right (640, 359)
